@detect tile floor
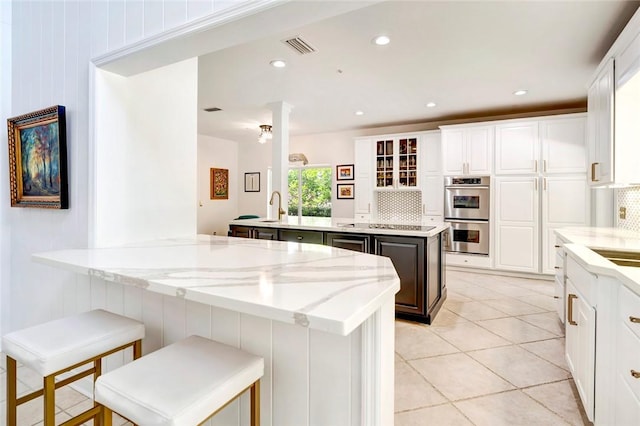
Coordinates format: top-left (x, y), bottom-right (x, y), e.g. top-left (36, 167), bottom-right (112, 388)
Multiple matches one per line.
top-left (0, 270), bottom-right (588, 425)
top-left (395, 270), bottom-right (590, 426)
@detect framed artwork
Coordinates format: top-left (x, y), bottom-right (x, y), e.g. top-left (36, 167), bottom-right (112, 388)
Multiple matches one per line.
top-left (337, 183), bottom-right (354, 199)
top-left (210, 168), bottom-right (229, 200)
top-left (244, 172), bottom-right (260, 192)
top-left (7, 105), bottom-right (68, 209)
top-left (336, 164), bottom-right (354, 180)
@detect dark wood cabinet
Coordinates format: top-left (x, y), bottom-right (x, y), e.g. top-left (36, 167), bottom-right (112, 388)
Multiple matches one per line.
top-left (375, 236), bottom-right (425, 316)
top-left (279, 229), bottom-right (324, 245)
top-left (325, 233), bottom-right (370, 253)
top-left (229, 223), bottom-right (446, 323)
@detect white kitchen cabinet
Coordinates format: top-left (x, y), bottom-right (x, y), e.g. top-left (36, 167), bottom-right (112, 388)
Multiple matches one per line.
top-left (494, 177), bottom-right (539, 272)
top-left (441, 125), bottom-right (493, 176)
top-left (613, 284), bottom-right (640, 425)
top-left (495, 121), bottom-right (539, 175)
top-left (495, 115), bottom-right (586, 175)
top-left (354, 138), bottom-right (372, 219)
top-left (587, 58), bottom-right (615, 185)
top-left (420, 131), bottom-right (443, 218)
top-left (565, 257), bottom-right (596, 422)
top-left (374, 136), bottom-right (420, 189)
top-left (541, 176), bottom-right (590, 274)
top-left (554, 238), bottom-right (567, 324)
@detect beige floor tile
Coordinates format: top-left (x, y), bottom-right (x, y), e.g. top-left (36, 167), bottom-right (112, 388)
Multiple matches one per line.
top-left (445, 300), bottom-right (510, 321)
top-left (477, 317), bottom-right (557, 343)
top-left (395, 352), bottom-right (404, 363)
top-left (482, 298), bottom-right (546, 316)
top-left (518, 312), bottom-right (565, 336)
top-left (445, 285), bottom-right (505, 301)
top-left (15, 365), bottom-right (43, 390)
top-left (395, 361), bottom-right (447, 411)
top-left (17, 395), bottom-right (63, 425)
top-left (410, 353), bottom-right (514, 401)
top-left (523, 380), bottom-right (589, 426)
top-left (455, 390), bottom-right (568, 426)
top-left (55, 385), bottom-right (90, 410)
top-left (396, 323), bottom-right (459, 360)
top-left (65, 398), bottom-right (94, 418)
top-left (444, 291), bottom-right (473, 303)
top-left (33, 410), bottom-right (72, 426)
top-left (395, 403), bottom-right (473, 426)
top-left (430, 321), bottom-right (511, 351)
top-left (468, 345), bottom-right (570, 388)
top-left (0, 371), bottom-right (31, 402)
top-left (428, 308), bottom-right (468, 327)
top-left (520, 338), bottom-right (569, 370)
top-left (515, 294), bottom-right (557, 311)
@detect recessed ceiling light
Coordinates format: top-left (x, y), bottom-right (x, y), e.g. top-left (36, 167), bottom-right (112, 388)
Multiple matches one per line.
top-left (372, 35), bottom-right (390, 46)
top-left (426, 102), bottom-right (437, 108)
top-left (355, 110), bottom-right (364, 116)
top-left (270, 59), bottom-right (286, 68)
top-left (513, 89), bottom-right (528, 96)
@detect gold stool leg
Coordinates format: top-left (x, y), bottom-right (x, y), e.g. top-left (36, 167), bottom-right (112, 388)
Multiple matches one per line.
top-left (133, 339), bottom-right (142, 360)
top-left (7, 356), bottom-right (17, 426)
top-left (101, 406), bottom-right (113, 426)
top-left (94, 357), bottom-right (103, 426)
top-left (250, 380), bottom-right (261, 426)
top-left (43, 374), bottom-right (56, 426)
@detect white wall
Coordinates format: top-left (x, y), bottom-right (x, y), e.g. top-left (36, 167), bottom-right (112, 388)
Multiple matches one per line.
top-left (237, 142), bottom-right (272, 217)
top-left (94, 59), bottom-right (198, 247)
top-left (198, 134), bottom-right (239, 236)
top-left (0, 0), bottom-right (11, 342)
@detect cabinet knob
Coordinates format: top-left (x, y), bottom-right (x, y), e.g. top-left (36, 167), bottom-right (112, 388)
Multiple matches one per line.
top-left (631, 370), bottom-right (640, 379)
top-left (630, 316), bottom-right (640, 324)
top-left (297, 236), bottom-right (303, 240)
top-left (554, 245), bottom-right (561, 248)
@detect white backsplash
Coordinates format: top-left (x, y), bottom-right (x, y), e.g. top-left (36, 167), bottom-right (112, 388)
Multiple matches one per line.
top-left (617, 187), bottom-right (640, 231)
top-left (375, 190), bottom-right (422, 223)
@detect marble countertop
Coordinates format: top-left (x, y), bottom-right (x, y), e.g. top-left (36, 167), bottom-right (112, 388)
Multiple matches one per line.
top-left (32, 235), bottom-right (400, 336)
top-left (555, 227), bottom-right (640, 296)
top-left (229, 216), bottom-right (449, 237)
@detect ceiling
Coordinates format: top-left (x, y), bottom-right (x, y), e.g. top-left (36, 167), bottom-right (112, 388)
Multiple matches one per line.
top-left (197, 1), bottom-right (639, 143)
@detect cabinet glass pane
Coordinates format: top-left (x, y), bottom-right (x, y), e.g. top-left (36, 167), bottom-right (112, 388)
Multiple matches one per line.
top-left (376, 139), bottom-right (394, 187)
top-left (399, 138), bottom-right (418, 187)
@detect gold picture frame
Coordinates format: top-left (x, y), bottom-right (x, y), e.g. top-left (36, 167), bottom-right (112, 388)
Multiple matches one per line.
top-left (210, 168), bottom-right (229, 200)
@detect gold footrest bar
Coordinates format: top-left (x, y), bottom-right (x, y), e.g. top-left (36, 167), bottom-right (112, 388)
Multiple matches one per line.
top-left (59, 406), bottom-right (101, 426)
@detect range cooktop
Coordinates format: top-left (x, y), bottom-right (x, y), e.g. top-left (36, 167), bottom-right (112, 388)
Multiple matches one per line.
top-left (353, 223), bottom-right (436, 231)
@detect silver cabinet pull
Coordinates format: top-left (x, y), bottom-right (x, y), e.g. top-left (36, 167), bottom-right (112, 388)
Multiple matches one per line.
top-left (567, 294), bottom-right (578, 326)
top-left (543, 159), bottom-right (547, 173)
top-left (543, 178), bottom-right (547, 191)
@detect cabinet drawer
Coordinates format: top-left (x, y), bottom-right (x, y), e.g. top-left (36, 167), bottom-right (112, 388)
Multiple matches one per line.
top-left (619, 285), bottom-right (640, 341)
top-left (566, 255), bottom-right (596, 304)
top-left (279, 229), bottom-right (324, 245)
top-left (616, 322), bottom-right (640, 402)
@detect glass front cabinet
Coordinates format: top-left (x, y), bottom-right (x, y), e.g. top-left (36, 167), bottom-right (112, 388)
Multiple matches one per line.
top-left (375, 137), bottom-right (419, 189)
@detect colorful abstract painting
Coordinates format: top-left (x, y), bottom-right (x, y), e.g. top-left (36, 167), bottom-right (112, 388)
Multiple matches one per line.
top-left (7, 105), bottom-right (68, 208)
top-left (210, 168), bottom-right (229, 200)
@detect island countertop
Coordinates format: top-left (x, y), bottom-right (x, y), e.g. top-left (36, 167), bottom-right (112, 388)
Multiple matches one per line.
top-left (229, 216), bottom-right (449, 237)
top-left (32, 235), bottom-right (400, 336)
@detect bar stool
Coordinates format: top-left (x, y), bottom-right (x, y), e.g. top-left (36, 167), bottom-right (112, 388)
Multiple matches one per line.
top-left (95, 335), bottom-right (264, 426)
top-left (2, 309), bottom-right (145, 425)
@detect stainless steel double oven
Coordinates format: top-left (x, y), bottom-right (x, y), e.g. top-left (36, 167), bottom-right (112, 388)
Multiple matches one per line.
top-left (444, 176), bottom-right (490, 256)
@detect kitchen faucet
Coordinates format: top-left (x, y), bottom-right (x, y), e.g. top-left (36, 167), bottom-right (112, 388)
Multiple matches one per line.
top-left (269, 191), bottom-right (286, 221)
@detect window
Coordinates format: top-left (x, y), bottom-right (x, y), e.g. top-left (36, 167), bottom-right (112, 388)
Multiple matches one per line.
top-left (288, 166), bottom-right (332, 218)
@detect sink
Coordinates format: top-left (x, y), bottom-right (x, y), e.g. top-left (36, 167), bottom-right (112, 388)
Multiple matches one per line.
top-left (259, 219), bottom-right (280, 223)
top-left (591, 249), bottom-right (640, 267)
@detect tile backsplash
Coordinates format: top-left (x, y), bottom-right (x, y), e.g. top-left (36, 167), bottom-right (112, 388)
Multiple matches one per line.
top-left (375, 190), bottom-right (422, 223)
top-left (617, 187), bottom-right (640, 231)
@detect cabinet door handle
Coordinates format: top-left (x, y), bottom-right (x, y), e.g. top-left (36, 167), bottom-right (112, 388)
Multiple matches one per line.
top-left (368, 203), bottom-right (371, 214)
top-left (554, 266), bottom-right (561, 270)
top-left (631, 370), bottom-right (640, 379)
top-left (297, 236), bottom-right (303, 240)
top-left (567, 293), bottom-right (578, 326)
top-left (535, 179), bottom-right (538, 191)
top-left (543, 159), bottom-right (547, 173)
top-left (534, 160), bottom-right (538, 173)
top-left (630, 316), bottom-right (640, 324)
top-left (591, 162), bottom-right (599, 182)
top-left (555, 245), bottom-right (561, 248)
top-left (543, 178), bottom-right (547, 191)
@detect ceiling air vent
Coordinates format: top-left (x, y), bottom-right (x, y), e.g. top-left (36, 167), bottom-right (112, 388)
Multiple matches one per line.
top-left (203, 107), bottom-right (222, 112)
top-left (283, 36), bottom-right (316, 55)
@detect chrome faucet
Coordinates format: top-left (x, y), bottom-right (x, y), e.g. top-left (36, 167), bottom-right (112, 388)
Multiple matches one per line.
top-left (269, 191), bottom-right (286, 221)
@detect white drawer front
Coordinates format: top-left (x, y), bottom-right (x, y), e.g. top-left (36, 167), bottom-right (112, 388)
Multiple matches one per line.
top-left (619, 285), bottom-right (640, 341)
top-left (617, 322), bottom-right (640, 402)
top-left (566, 255), bottom-right (596, 304)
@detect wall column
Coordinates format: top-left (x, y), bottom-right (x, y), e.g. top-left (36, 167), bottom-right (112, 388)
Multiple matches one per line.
top-left (268, 101), bottom-right (294, 220)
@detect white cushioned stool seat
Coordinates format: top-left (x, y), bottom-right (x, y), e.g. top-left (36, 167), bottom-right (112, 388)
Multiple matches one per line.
top-left (95, 335), bottom-right (264, 426)
top-left (2, 309), bottom-right (145, 376)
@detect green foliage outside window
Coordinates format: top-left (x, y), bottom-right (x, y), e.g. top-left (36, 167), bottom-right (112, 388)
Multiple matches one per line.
top-left (288, 167), bottom-right (332, 217)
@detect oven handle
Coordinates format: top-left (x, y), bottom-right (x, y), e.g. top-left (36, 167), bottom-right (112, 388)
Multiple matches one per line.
top-left (444, 219), bottom-right (489, 224)
top-left (444, 185), bottom-right (490, 189)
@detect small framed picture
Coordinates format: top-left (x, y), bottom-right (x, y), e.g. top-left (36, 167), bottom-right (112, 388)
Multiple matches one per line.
top-left (244, 172), bottom-right (260, 192)
top-left (337, 183), bottom-right (354, 199)
top-left (210, 168), bottom-right (229, 200)
top-left (336, 164), bottom-right (354, 181)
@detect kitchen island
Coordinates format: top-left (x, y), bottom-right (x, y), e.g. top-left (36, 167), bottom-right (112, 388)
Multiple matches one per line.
top-left (32, 235), bottom-right (400, 426)
top-left (229, 217), bottom-right (449, 324)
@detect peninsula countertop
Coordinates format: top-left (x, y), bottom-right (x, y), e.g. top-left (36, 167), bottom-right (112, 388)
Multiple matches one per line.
top-left (32, 235), bottom-right (400, 336)
top-left (555, 226), bottom-right (640, 297)
top-left (229, 216), bottom-right (449, 237)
